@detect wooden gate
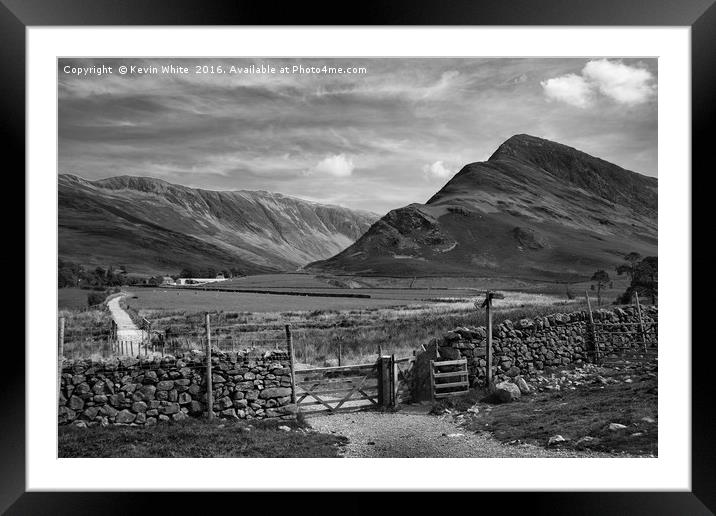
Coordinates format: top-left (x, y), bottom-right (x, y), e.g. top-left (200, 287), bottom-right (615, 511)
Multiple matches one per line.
top-left (294, 362), bottom-right (381, 414)
top-left (430, 359), bottom-right (470, 400)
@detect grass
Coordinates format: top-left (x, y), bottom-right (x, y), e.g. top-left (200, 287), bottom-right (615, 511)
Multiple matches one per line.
top-left (121, 287), bottom-right (581, 365)
top-left (457, 363), bottom-right (658, 456)
top-left (58, 417), bottom-right (347, 458)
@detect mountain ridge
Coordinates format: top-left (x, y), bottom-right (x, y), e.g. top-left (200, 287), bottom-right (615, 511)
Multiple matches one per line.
top-left (58, 173), bottom-right (379, 275)
top-left (307, 134), bottom-right (657, 281)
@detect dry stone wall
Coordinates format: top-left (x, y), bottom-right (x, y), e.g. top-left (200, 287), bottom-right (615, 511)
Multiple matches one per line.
top-left (58, 350), bottom-right (296, 427)
top-left (414, 304), bottom-right (657, 396)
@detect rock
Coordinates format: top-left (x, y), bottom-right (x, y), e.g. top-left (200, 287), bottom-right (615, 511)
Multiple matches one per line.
top-left (172, 411), bottom-right (188, 422)
top-left (159, 402), bottom-right (180, 415)
top-left (115, 409), bottom-right (136, 424)
top-left (58, 406), bottom-right (76, 424)
top-left (156, 380), bottom-right (174, 391)
top-left (134, 385), bottom-right (157, 401)
top-left (514, 376), bottom-right (531, 394)
top-left (641, 417), bottom-right (656, 424)
top-left (493, 381), bottom-right (521, 403)
top-left (68, 395), bottom-right (85, 411)
top-left (259, 387), bottom-right (292, 399)
top-left (576, 436), bottom-right (595, 445)
top-left (132, 401), bottom-right (148, 413)
top-left (278, 425), bottom-right (291, 432)
top-left (466, 404), bottom-right (480, 415)
top-left (608, 423), bottom-right (627, 431)
top-left (547, 435), bottom-right (566, 446)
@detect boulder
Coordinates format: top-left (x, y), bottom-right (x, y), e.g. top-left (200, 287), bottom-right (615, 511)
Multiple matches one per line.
top-left (514, 376), bottom-right (531, 394)
top-left (493, 381), bottom-right (521, 403)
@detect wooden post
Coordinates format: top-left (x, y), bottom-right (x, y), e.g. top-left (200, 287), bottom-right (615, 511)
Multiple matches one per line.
top-left (485, 292), bottom-right (494, 391)
top-left (586, 291), bottom-right (599, 363)
top-left (429, 359), bottom-right (436, 402)
top-left (635, 292), bottom-right (647, 352)
top-left (58, 317), bottom-right (65, 404)
top-left (379, 356), bottom-right (392, 409)
top-left (205, 313), bottom-right (214, 420)
top-left (130, 341), bottom-right (134, 356)
top-left (338, 342), bottom-right (342, 367)
top-left (378, 344), bottom-right (383, 358)
top-left (285, 324), bottom-right (296, 405)
top-left (390, 353), bottom-right (397, 407)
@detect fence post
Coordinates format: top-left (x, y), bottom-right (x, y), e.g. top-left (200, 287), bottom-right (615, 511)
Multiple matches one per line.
top-left (205, 313), bottom-right (214, 421)
top-left (285, 324), bottom-right (296, 405)
top-left (390, 353), bottom-right (397, 407)
top-left (58, 317), bottom-right (65, 404)
top-left (429, 359), bottom-right (436, 402)
top-left (586, 291), bottom-right (599, 363)
top-left (338, 342), bottom-right (342, 367)
top-left (485, 293), bottom-right (494, 391)
top-left (130, 341), bottom-right (134, 356)
top-left (634, 292), bottom-right (647, 352)
top-left (379, 355), bottom-right (392, 409)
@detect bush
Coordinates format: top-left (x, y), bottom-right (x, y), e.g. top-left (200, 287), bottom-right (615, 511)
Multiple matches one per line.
top-left (87, 291), bottom-right (108, 307)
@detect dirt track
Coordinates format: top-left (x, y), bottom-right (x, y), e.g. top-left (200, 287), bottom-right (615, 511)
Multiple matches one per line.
top-left (308, 404), bottom-right (611, 458)
top-left (107, 295), bottom-right (147, 343)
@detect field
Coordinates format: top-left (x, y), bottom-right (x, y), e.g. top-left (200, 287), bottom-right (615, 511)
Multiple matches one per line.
top-left (121, 273), bottom-right (588, 366)
top-left (58, 287), bottom-right (94, 310)
top-left (58, 416), bottom-right (346, 458)
top-left (61, 272), bottom-right (627, 365)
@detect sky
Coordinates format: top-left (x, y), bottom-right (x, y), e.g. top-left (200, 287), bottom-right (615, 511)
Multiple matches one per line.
top-left (58, 57), bottom-right (657, 215)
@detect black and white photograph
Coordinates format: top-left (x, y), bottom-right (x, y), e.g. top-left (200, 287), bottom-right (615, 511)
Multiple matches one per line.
top-left (56, 56), bottom-right (659, 459)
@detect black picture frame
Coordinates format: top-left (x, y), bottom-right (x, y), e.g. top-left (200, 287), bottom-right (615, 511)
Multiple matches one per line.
top-left (7, 0), bottom-right (709, 513)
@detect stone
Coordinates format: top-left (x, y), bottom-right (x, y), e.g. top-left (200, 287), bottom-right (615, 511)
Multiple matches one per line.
top-left (278, 425), bottom-right (291, 432)
top-left (133, 385), bottom-right (157, 401)
top-left (259, 387), bottom-right (292, 399)
top-left (547, 434), bottom-right (566, 446)
top-left (514, 376), bottom-right (531, 394)
top-left (68, 395), bottom-right (85, 411)
top-left (159, 402), bottom-right (180, 415)
top-left (493, 381), bottom-right (521, 403)
top-left (58, 406), bottom-right (76, 424)
top-left (608, 423), bottom-right (628, 431)
top-left (115, 409), bottom-right (136, 424)
top-left (641, 417), bottom-right (656, 424)
top-left (156, 380), bottom-right (174, 391)
top-left (132, 401), bottom-right (148, 413)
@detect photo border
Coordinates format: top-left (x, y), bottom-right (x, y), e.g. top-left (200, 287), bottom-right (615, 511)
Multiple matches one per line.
top-left (7, 0), bottom-right (710, 513)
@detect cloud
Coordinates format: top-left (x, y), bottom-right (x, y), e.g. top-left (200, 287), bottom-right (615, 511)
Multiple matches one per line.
top-left (582, 59), bottom-right (656, 105)
top-left (309, 154), bottom-right (355, 177)
top-left (423, 160), bottom-right (455, 179)
top-left (541, 59), bottom-right (656, 108)
top-left (540, 73), bottom-right (594, 108)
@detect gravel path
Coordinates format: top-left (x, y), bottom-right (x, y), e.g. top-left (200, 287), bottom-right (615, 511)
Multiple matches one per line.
top-left (309, 405), bottom-right (611, 458)
top-left (107, 295), bottom-right (147, 343)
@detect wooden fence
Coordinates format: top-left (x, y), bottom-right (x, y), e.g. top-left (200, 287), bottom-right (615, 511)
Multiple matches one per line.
top-left (430, 359), bottom-right (470, 400)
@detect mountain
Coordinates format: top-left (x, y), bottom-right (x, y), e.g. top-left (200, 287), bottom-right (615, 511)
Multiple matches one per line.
top-left (307, 134), bottom-right (657, 281)
top-left (58, 174), bottom-right (379, 275)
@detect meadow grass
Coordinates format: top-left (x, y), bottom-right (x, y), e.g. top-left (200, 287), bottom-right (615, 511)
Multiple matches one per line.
top-left (58, 417), bottom-right (346, 458)
top-left (124, 289), bottom-right (583, 365)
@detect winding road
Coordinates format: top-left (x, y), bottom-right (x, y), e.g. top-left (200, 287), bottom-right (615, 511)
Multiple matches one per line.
top-left (107, 294), bottom-right (148, 344)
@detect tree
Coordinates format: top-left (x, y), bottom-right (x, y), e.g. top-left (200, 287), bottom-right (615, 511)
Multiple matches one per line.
top-left (615, 252), bottom-right (642, 282)
top-left (615, 256), bottom-right (657, 305)
top-left (590, 270), bottom-right (610, 306)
